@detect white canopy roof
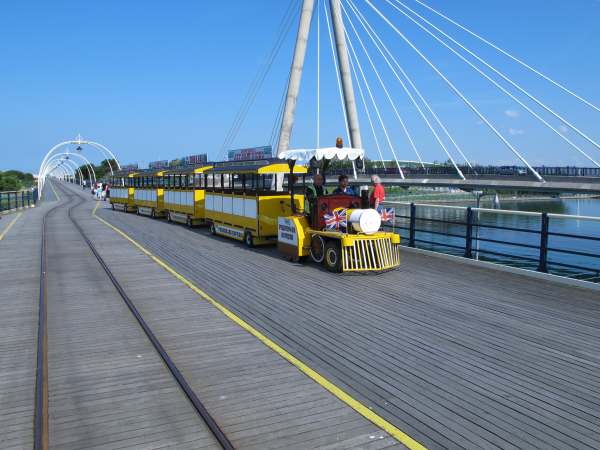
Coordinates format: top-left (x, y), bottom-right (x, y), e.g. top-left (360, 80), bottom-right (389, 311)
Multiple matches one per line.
top-left (277, 147), bottom-right (364, 163)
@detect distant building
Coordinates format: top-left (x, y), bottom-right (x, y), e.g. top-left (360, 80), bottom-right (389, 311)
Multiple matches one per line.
top-left (121, 163), bottom-right (138, 171)
top-left (184, 154), bottom-right (208, 165)
top-left (227, 146), bottom-right (272, 161)
top-left (149, 160), bottom-right (169, 169)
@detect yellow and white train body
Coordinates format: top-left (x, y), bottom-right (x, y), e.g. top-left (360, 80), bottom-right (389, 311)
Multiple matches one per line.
top-left (162, 166), bottom-right (212, 227)
top-left (133, 170), bottom-right (166, 218)
top-left (204, 160), bottom-right (306, 246)
top-left (109, 172), bottom-right (137, 212)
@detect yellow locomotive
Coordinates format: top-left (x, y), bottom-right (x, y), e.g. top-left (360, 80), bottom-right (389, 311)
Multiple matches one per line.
top-left (276, 146), bottom-right (400, 273)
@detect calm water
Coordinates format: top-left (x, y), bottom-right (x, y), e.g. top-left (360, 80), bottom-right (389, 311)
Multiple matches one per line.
top-left (389, 198), bottom-right (600, 282)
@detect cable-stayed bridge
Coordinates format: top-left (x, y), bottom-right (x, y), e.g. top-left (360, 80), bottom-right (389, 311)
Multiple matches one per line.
top-left (214, 0), bottom-right (600, 196)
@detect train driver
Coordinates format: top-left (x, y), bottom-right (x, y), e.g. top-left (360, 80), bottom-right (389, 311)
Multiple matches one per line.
top-left (333, 174), bottom-right (355, 196)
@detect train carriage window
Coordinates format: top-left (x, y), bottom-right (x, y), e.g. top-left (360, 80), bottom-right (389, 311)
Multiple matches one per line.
top-left (214, 173), bottom-right (221, 189)
top-left (175, 175), bottom-right (181, 188)
top-left (194, 173), bottom-right (203, 188)
top-left (232, 174), bottom-right (243, 193)
top-left (261, 174), bottom-right (274, 193)
top-left (246, 174), bottom-right (257, 194)
top-left (222, 173), bottom-right (231, 191)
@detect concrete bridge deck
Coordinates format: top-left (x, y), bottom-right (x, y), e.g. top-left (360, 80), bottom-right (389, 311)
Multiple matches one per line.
top-left (1, 180), bottom-right (599, 449)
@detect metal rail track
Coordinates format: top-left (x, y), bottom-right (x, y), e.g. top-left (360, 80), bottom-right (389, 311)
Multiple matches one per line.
top-left (33, 189), bottom-right (67, 450)
top-left (34, 182), bottom-right (234, 450)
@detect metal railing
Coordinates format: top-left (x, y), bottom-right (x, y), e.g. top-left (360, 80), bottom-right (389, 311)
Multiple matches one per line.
top-left (320, 165), bottom-right (600, 178)
top-left (0, 190), bottom-right (37, 213)
top-left (385, 201), bottom-right (600, 283)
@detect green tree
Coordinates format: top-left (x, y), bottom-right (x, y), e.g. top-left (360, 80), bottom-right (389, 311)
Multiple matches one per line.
top-left (0, 174), bottom-right (21, 191)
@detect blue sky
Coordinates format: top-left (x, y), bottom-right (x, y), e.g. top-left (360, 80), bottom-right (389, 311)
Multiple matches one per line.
top-left (1, 0), bottom-right (599, 173)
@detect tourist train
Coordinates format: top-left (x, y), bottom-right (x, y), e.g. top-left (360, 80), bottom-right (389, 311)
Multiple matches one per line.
top-left (108, 143), bottom-right (400, 273)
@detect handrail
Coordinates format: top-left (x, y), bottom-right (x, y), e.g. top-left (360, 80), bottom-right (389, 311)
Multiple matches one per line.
top-left (548, 213), bottom-right (600, 222)
top-left (383, 200), bottom-right (600, 282)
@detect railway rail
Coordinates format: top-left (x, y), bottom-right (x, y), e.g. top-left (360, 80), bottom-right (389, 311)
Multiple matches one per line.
top-left (33, 181), bottom-right (233, 450)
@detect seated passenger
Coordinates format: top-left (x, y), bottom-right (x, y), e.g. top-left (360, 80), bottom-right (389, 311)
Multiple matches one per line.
top-left (332, 174), bottom-right (356, 196)
top-left (305, 173), bottom-right (325, 217)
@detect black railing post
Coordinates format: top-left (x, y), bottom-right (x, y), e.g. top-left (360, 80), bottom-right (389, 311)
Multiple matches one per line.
top-left (538, 213), bottom-right (549, 273)
top-left (465, 207), bottom-right (473, 258)
top-left (21, 191), bottom-right (24, 208)
top-left (409, 203), bottom-right (416, 247)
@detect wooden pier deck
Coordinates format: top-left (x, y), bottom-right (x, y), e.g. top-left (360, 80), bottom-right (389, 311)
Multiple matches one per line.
top-left (0, 182), bottom-right (400, 449)
top-left (1, 179), bottom-right (599, 449)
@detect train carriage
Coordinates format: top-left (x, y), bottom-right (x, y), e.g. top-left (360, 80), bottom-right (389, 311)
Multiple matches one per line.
top-left (132, 170), bottom-right (167, 218)
top-left (162, 165), bottom-right (213, 227)
top-left (109, 171), bottom-right (137, 212)
top-left (204, 159), bottom-right (306, 246)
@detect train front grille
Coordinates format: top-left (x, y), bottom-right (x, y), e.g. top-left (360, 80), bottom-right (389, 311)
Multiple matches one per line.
top-left (342, 237), bottom-right (400, 272)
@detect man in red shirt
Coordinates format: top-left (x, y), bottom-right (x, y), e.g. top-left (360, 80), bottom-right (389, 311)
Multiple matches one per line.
top-left (370, 175), bottom-right (385, 212)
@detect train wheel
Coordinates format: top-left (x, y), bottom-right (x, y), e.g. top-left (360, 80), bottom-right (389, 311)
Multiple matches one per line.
top-left (186, 216), bottom-right (192, 228)
top-left (309, 235), bottom-right (325, 263)
top-left (324, 241), bottom-right (342, 273)
top-left (209, 222), bottom-right (216, 235)
top-left (244, 231), bottom-right (254, 248)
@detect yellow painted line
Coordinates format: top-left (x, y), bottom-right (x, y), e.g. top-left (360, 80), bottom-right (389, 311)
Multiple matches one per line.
top-left (50, 181), bottom-right (60, 201)
top-left (92, 207), bottom-right (426, 450)
top-left (92, 201), bottom-right (101, 215)
top-left (0, 213), bottom-right (22, 241)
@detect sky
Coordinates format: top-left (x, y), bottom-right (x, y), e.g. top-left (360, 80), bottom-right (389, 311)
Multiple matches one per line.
top-left (1, 0), bottom-right (600, 173)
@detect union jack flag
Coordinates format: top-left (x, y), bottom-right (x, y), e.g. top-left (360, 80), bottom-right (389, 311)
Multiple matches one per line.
top-left (380, 207), bottom-right (395, 224)
top-left (324, 208), bottom-right (347, 231)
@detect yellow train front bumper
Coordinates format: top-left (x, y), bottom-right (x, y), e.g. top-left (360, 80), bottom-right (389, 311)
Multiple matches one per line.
top-left (340, 233), bottom-right (401, 272)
